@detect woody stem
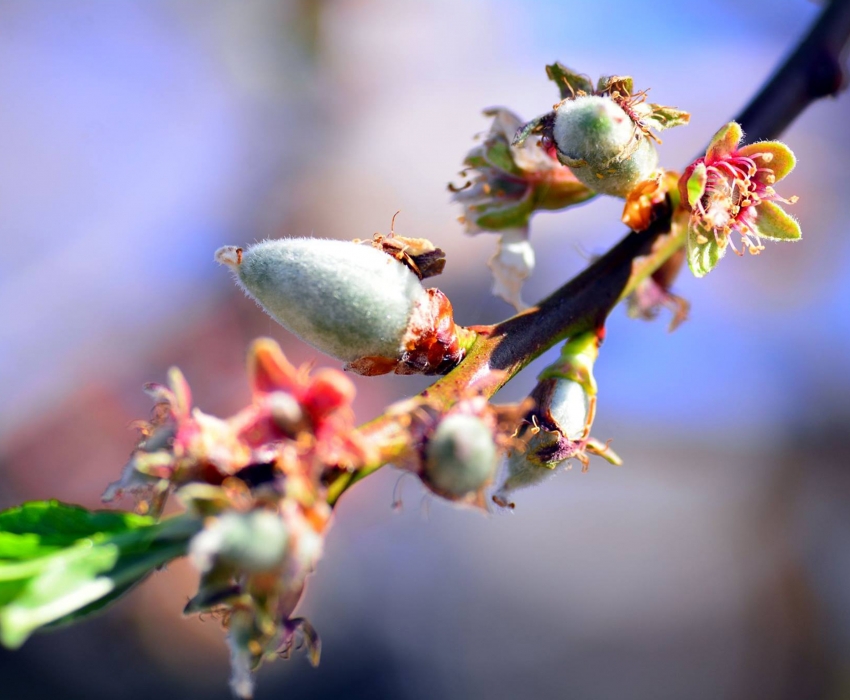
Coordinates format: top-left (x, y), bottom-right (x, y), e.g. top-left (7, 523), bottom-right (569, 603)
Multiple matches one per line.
top-left (328, 0), bottom-right (850, 505)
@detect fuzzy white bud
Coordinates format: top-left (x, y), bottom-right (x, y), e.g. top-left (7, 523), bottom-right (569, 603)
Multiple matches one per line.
top-left (425, 414), bottom-right (498, 499)
top-left (190, 510), bottom-right (289, 574)
top-left (216, 239), bottom-right (427, 363)
top-left (552, 96), bottom-right (658, 197)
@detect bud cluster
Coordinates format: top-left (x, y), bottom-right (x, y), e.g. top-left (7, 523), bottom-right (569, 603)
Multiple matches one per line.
top-left (450, 107), bottom-right (595, 308)
top-left (106, 338), bottom-right (371, 699)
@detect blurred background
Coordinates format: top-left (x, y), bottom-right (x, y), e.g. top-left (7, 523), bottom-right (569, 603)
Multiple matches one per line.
top-left (1, 0), bottom-right (849, 698)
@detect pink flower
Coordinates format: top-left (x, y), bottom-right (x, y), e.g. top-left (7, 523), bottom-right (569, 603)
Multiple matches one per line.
top-left (104, 338), bottom-right (372, 510)
top-left (680, 122), bottom-right (801, 277)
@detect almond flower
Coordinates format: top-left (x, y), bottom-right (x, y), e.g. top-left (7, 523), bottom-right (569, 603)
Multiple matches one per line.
top-left (679, 121), bottom-right (801, 277)
top-left (104, 338), bottom-right (371, 510)
top-left (514, 66), bottom-right (689, 198)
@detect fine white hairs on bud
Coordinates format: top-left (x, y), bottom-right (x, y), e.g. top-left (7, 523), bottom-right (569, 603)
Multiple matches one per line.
top-left (424, 413), bottom-right (499, 501)
top-left (216, 238), bottom-right (427, 364)
top-left (552, 96), bottom-right (658, 197)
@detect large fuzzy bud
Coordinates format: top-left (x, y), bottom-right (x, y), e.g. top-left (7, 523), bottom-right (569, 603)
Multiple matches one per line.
top-left (217, 239), bottom-right (425, 363)
top-left (217, 238), bottom-right (471, 375)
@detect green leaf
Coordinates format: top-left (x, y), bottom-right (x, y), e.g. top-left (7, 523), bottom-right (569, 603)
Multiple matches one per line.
top-left (752, 200), bottom-right (802, 241)
top-left (0, 541), bottom-right (120, 648)
top-left (545, 62), bottom-right (593, 98)
top-left (0, 501), bottom-right (155, 561)
top-left (687, 224), bottom-right (726, 278)
top-left (0, 501), bottom-right (199, 648)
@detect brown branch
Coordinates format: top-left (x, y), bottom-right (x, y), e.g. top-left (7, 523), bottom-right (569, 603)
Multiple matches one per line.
top-left (328, 0), bottom-right (850, 504)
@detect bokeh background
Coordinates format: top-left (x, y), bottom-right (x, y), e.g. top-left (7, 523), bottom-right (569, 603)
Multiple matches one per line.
top-left (2, 1), bottom-right (849, 698)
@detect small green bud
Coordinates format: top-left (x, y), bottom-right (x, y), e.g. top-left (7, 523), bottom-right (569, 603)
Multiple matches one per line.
top-left (494, 377), bottom-right (591, 505)
top-left (424, 413), bottom-right (498, 500)
top-left (493, 332), bottom-right (622, 508)
top-left (216, 239), bottom-right (427, 364)
top-left (552, 95), bottom-right (658, 197)
top-left (190, 510), bottom-right (289, 575)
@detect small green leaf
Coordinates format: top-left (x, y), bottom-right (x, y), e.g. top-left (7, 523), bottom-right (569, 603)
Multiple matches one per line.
top-left (752, 200), bottom-right (801, 241)
top-left (0, 501), bottom-right (154, 561)
top-left (646, 105), bottom-right (691, 131)
top-left (687, 224), bottom-right (726, 277)
top-left (482, 139), bottom-right (523, 176)
top-left (545, 62), bottom-right (593, 98)
top-left (474, 189), bottom-right (536, 230)
top-left (685, 163), bottom-right (707, 208)
top-left (738, 141), bottom-right (797, 181)
top-left (706, 122), bottom-right (743, 162)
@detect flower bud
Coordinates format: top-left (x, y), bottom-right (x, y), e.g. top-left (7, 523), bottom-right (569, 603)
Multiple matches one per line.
top-left (494, 332), bottom-right (619, 508)
top-left (424, 413), bottom-right (498, 501)
top-left (513, 66), bottom-right (688, 200)
top-left (216, 238), bottom-right (427, 364)
top-left (551, 95), bottom-right (658, 197)
top-left (190, 510), bottom-right (289, 575)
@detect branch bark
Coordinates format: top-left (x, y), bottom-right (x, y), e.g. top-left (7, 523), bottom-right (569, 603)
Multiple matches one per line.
top-left (329, 0), bottom-right (850, 504)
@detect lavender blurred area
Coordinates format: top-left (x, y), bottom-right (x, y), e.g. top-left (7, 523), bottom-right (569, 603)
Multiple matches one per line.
top-left (1, 1), bottom-right (849, 698)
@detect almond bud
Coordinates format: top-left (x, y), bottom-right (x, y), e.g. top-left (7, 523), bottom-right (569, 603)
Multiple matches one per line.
top-left (190, 510), bottom-right (289, 575)
top-left (494, 332), bottom-right (619, 508)
top-left (424, 413), bottom-right (499, 501)
top-left (216, 238), bottom-right (427, 364)
top-left (552, 95), bottom-right (658, 197)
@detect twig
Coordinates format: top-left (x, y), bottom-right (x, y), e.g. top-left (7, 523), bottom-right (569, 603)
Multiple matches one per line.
top-left (329, 0), bottom-right (850, 505)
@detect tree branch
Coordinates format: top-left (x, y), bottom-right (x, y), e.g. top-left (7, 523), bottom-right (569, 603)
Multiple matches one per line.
top-left (329, 0), bottom-right (850, 504)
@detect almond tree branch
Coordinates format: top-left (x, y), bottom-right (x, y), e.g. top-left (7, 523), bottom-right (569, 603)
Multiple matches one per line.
top-left (328, 0), bottom-right (850, 504)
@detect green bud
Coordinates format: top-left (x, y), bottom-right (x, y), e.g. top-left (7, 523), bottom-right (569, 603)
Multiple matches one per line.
top-left (552, 95), bottom-right (658, 197)
top-left (494, 332), bottom-right (605, 508)
top-left (190, 510), bottom-right (289, 575)
top-left (424, 414), bottom-right (498, 500)
top-left (494, 378), bottom-right (592, 506)
top-left (216, 239), bottom-right (427, 363)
